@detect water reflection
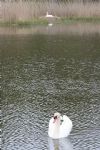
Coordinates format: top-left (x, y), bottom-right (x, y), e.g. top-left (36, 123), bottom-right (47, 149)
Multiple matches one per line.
top-left (0, 23), bottom-right (100, 35)
top-left (48, 138), bottom-right (73, 150)
top-left (1, 26), bottom-right (100, 150)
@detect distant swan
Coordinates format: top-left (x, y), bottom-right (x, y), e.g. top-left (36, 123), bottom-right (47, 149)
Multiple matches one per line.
top-left (48, 112), bottom-right (72, 139)
top-left (45, 12), bottom-right (55, 18)
top-left (40, 12), bottom-right (59, 20)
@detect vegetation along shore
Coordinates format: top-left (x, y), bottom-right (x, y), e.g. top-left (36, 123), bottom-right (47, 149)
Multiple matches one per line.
top-left (0, 0), bottom-right (100, 26)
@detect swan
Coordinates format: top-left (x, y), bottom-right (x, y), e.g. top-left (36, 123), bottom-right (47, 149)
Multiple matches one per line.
top-left (40, 12), bottom-right (60, 20)
top-left (45, 12), bottom-right (54, 18)
top-left (48, 112), bottom-right (72, 139)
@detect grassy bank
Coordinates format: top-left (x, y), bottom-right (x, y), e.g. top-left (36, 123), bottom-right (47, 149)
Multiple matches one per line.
top-left (0, 1), bottom-right (100, 26)
top-left (0, 17), bottom-right (100, 27)
top-left (0, 19), bottom-right (49, 27)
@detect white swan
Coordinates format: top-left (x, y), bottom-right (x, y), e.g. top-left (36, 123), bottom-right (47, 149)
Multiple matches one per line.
top-left (48, 112), bottom-right (72, 139)
top-left (45, 12), bottom-right (55, 18)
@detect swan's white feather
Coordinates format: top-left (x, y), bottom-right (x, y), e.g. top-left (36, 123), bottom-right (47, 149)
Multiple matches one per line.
top-left (60, 115), bottom-right (72, 138)
top-left (48, 114), bottom-right (72, 139)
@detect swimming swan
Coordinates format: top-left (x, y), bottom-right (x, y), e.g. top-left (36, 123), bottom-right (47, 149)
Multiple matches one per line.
top-left (45, 12), bottom-right (55, 18)
top-left (48, 112), bottom-right (72, 139)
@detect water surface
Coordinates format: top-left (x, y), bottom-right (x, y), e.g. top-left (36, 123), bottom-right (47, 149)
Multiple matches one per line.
top-left (1, 25), bottom-right (100, 150)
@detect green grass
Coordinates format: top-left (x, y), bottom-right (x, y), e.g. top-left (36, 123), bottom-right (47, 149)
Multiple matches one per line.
top-left (60, 17), bottom-right (100, 24)
top-left (0, 19), bottom-right (48, 27)
top-left (0, 17), bottom-right (100, 27)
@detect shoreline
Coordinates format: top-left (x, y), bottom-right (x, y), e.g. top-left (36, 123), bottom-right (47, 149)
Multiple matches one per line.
top-left (0, 17), bottom-right (100, 27)
top-left (0, 1), bottom-right (100, 27)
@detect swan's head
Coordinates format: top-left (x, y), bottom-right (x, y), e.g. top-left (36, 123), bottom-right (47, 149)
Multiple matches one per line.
top-left (53, 112), bottom-right (61, 123)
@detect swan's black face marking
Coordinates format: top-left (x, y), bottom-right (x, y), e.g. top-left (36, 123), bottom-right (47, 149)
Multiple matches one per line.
top-left (54, 116), bottom-right (57, 120)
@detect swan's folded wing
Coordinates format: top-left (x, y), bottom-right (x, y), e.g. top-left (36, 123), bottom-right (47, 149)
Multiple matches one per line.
top-left (60, 115), bottom-right (72, 138)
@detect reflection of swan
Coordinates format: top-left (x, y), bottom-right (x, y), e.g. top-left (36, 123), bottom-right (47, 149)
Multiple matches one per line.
top-left (48, 112), bottom-right (72, 139)
top-left (48, 23), bottom-right (53, 27)
top-left (48, 137), bottom-right (73, 150)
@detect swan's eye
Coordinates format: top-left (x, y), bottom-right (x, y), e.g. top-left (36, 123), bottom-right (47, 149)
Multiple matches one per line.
top-left (54, 116), bottom-right (57, 119)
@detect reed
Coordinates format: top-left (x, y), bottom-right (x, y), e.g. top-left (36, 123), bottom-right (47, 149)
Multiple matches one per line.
top-left (0, 1), bottom-right (100, 23)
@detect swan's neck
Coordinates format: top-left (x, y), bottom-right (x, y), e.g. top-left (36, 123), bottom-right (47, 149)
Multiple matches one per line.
top-left (53, 120), bottom-right (60, 138)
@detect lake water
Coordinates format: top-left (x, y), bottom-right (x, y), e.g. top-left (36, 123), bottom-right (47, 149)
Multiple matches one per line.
top-left (1, 24), bottom-right (100, 150)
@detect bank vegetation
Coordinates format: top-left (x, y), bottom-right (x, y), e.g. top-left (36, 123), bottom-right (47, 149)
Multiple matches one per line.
top-left (0, 0), bottom-right (100, 25)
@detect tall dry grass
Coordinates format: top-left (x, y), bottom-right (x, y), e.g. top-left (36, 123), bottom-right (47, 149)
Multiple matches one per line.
top-left (0, 1), bottom-right (100, 22)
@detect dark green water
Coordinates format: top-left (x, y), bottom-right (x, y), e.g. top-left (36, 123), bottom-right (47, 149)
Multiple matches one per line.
top-left (1, 27), bottom-right (100, 150)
